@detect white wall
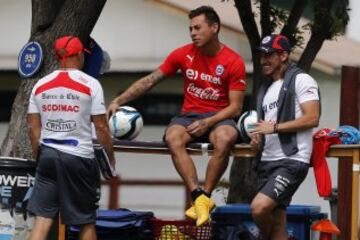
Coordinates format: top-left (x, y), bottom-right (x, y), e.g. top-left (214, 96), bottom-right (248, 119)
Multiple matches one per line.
top-left (0, 0), bottom-right (251, 71)
top-left (347, 0), bottom-right (360, 42)
top-left (0, 2), bottom-right (31, 68)
top-left (91, 0), bottom-right (252, 71)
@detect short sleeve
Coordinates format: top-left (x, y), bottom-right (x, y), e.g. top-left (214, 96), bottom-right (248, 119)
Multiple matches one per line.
top-left (28, 86), bottom-right (40, 114)
top-left (159, 48), bottom-right (183, 76)
top-left (228, 57), bottom-right (246, 91)
top-left (91, 81), bottom-right (106, 115)
top-left (295, 73), bottom-right (319, 104)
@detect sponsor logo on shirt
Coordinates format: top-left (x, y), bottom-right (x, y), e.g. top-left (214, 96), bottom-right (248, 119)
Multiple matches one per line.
top-left (262, 100), bottom-right (278, 113)
top-left (215, 65), bottom-right (224, 76)
top-left (187, 83), bottom-right (220, 100)
top-left (185, 68), bottom-right (221, 84)
top-left (66, 93), bottom-right (80, 100)
top-left (45, 119), bottom-right (77, 132)
top-left (42, 93), bottom-right (58, 99)
top-left (186, 69), bottom-right (198, 80)
top-left (42, 104), bottom-right (80, 112)
top-left (200, 72), bottom-right (221, 84)
top-left (186, 54), bottom-right (194, 62)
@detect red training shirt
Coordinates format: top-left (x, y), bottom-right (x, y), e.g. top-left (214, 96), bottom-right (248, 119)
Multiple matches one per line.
top-left (159, 43), bottom-right (246, 113)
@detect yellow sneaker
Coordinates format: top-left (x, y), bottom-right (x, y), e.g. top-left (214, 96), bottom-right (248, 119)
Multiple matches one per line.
top-left (185, 205), bottom-right (197, 220)
top-left (194, 194), bottom-right (215, 226)
top-left (185, 201), bottom-right (215, 220)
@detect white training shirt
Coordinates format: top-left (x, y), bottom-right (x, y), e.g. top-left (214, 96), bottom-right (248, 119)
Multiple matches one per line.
top-left (261, 73), bottom-right (319, 163)
top-left (28, 69), bottom-right (106, 158)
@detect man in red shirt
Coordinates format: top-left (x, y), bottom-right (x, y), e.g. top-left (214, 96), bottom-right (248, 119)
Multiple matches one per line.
top-left (108, 6), bottom-right (246, 226)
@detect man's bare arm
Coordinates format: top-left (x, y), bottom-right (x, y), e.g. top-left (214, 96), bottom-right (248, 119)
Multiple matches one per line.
top-left (203, 90), bottom-right (245, 127)
top-left (107, 69), bottom-right (165, 117)
top-left (252, 100), bottom-right (320, 135)
top-left (27, 113), bottom-right (41, 159)
top-left (92, 114), bottom-right (116, 167)
top-left (112, 69), bottom-right (165, 105)
top-left (187, 90), bottom-right (245, 136)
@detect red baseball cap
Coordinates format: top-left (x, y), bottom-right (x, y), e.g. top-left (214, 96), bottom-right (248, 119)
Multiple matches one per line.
top-left (54, 36), bottom-right (90, 59)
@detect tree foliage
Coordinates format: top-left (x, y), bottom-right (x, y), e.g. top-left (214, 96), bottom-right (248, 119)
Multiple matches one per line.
top-left (0, 0), bottom-right (106, 159)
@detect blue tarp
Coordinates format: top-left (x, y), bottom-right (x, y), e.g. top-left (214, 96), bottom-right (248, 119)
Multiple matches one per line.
top-left (68, 208), bottom-right (154, 240)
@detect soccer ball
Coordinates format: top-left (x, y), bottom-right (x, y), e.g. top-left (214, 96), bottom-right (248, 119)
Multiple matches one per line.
top-left (237, 110), bottom-right (258, 143)
top-left (109, 106), bottom-right (143, 140)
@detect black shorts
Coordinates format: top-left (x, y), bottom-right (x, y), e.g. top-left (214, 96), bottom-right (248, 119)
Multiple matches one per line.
top-left (257, 159), bottom-right (309, 208)
top-left (166, 112), bottom-right (238, 142)
top-left (27, 145), bottom-right (100, 225)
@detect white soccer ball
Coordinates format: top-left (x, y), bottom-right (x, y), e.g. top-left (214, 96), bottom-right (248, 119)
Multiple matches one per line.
top-left (237, 110), bottom-right (258, 143)
top-left (109, 106), bottom-right (143, 140)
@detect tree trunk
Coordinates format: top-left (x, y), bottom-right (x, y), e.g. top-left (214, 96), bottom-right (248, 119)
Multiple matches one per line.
top-left (281, 0), bottom-right (308, 46)
top-left (0, 0), bottom-right (106, 159)
top-left (298, 0), bottom-right (335, 71)
top-left (228, 0), bottom-right (263, 204)
top-left (260, 0), bottom-right (272, 36)
top-left (227, 157), bottom-right (258, 203)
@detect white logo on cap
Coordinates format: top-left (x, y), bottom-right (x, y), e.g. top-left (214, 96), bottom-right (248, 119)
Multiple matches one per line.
top-left (262, 36), bottom-right (272, 44)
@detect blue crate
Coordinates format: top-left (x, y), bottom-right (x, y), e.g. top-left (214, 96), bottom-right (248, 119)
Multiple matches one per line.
top-left (211, 204), bottom-right (327, 240)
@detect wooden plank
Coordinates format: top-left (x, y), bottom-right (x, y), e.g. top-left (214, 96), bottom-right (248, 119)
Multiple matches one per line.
top-left (113, 142), bottom-right (359, 158)
top-left (351, 148), bottom-right (360, 240)
top-left (58, 217), bottom-right (65, 240)
top-left (338, 65), bottom-right (359, 240)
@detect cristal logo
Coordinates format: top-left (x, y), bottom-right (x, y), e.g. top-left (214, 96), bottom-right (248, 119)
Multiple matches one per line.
top-left (45, 119), bottom-right (77, 132)
top-left (186, 69), bottom-right (198, 80)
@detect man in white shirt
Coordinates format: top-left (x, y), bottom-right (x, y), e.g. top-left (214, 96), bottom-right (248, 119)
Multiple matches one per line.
top-left (27, 35), bottom-right (115, 240)
top-left (250, 34), bottom-right (320, 240)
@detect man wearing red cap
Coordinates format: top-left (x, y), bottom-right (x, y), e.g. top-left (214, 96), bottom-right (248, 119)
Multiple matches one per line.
top-left (250, 34), bottom-right (320, 240)
top-left (107, 6), bottom-right (246, 226)
top-left (27, 35), bottom-right (115, 240)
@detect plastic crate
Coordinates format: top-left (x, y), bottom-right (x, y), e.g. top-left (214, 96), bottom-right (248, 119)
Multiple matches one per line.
top-left (151, 219), bottom-right (211, 240)
top-left (212, 204), bottom-right (327, 240)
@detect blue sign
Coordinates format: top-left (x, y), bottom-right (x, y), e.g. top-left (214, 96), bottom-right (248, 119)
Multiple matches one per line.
top-left (18, 41), bottom-right (43, 78)
top-left (83, 38), bottom-right (103, 78)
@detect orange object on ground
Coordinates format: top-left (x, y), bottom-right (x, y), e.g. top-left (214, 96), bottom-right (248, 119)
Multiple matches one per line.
top-left (311, 219), bottom-right (340, 240)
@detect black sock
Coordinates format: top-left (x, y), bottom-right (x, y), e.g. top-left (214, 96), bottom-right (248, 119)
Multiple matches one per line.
top-left (204, 191), bottom-right (211, 198)
top-left (191, 188), bottom-right (205, 202)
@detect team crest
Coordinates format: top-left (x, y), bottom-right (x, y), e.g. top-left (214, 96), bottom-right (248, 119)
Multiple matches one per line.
top-left (215, 65), bottom-right (224, 76)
